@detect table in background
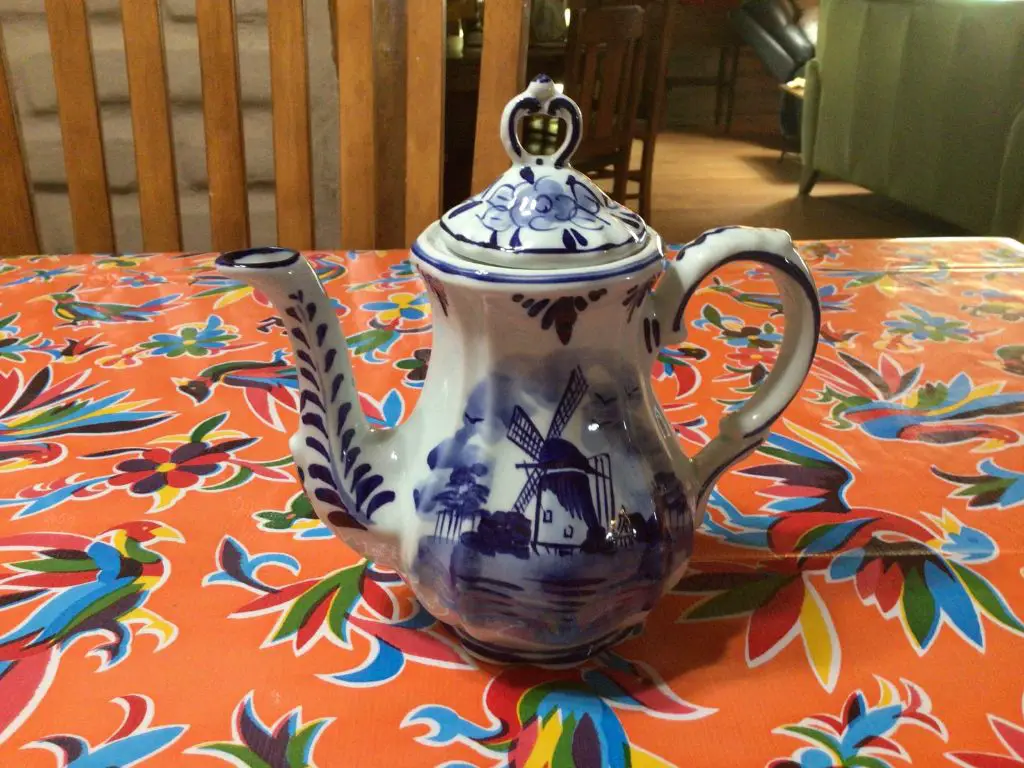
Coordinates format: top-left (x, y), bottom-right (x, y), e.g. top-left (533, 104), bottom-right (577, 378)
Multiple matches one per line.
top-left (1, 238), bottom-right (1022, 767)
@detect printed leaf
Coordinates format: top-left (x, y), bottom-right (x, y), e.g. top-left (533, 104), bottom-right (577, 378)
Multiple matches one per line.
top-left (780, 725), bottom-right (842, 754)
top-left (685, 574), bottom-right (794, 621)
top-left (191, 412), bottom-right (229, 443)
top-left (799, 580), bottom-right (840, 692)
top-left (747, 577), bottom-right (804, 662)
top-left (902, 568), bottom-right (938, 649)
top-left (952, 563), bottom-right (1024, 633)
top-left (205, 467), bottom-right (254, 492)
top-left (197, 743), bottom-right (273, 768)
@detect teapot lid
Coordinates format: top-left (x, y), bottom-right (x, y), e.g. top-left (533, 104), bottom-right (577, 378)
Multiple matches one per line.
top-left (436, 76), bottom-right (649, 270)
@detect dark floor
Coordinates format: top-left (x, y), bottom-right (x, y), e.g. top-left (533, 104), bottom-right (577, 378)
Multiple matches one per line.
top-left (626, 129), bottom-right (964, 245)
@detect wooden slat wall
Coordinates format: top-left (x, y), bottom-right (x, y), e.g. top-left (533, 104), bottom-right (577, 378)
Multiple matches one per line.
top-left (337, 1), bottom-right (376, 250)
top-left (45, 0), bottom-right (115, 253)
top-left (404, 0), bottom-right (445, 244)
top-left (267, 1), bottom-right (314, 251)
top-left (472, 0), bottom-right (531, 191)
top-left (196, 0), bottom-right (249, 251)
top-left (122, 0), bottom-right (181, 252)
top-left (0, 26), bottom-right (39, 255)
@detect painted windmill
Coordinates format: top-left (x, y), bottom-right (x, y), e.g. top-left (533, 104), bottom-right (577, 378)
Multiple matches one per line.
top-left (506, 366), bottom-right (615, 553)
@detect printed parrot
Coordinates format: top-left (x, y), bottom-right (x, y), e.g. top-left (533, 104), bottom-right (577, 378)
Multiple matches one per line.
top-left (172, 349), bottom-right (299, 431)
top-left (31, 285), bottom-right (181, 327)
top-left (696, 428), bottom-right (1023, 653)
top-left (813, 352), bottom-right (1024, 450)
top-left (0, 520), bottom-right (183, 745)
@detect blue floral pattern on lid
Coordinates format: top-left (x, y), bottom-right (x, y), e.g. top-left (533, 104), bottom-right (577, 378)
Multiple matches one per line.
top-left (436, 77), bottom-right (649, 270)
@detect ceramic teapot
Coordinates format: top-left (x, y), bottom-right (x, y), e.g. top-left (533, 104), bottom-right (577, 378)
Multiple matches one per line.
top-left (217, 77), bottom-right (820, 663)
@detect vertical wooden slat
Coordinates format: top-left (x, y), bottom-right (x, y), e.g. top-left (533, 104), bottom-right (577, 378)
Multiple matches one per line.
top-left (122, 0), bottom-right (182, 252)
top-left (373, 0), bottom-right (406, 248)
top-left (337, 0), bottom-right (376, 249)
top-left (472, 0), bottom-right (530, 191)
top-left (404, 0), bottom-right (445, 244)
top-left (45, 0), bottom-right (114, 253)
top-left (0, 26), bottom-right (39, 255)
top-left (577, 48), bottom-right (599, 127)
top-left (267, 0), bottom-right (314, 250)
top-left (196, 0), bottom-right (249, 251)
top-left (595, 42), bottom-right (627, 137)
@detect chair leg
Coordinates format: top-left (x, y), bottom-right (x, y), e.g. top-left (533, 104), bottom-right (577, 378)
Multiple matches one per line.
top-left (638, 137), bottom-right (656, 221)
top-left (799, 169), bottom-right (819, 196)
top-left (612, 151), bottom-right (631, 204)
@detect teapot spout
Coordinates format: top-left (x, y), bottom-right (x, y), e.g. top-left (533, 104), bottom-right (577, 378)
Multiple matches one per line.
top-left (215, 248), bottom-right (402, 564)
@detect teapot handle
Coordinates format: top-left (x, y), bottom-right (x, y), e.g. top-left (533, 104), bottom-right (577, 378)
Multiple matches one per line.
top-left (650, 227), bottom-right (821, 525)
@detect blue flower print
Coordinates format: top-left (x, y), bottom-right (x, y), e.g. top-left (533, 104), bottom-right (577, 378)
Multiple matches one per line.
top-left (140, 315), bottom-right (234, 358)
top-left (481, 175), bottom-right (604, 235)
top-left (118, 271), bottom-right (168, 288)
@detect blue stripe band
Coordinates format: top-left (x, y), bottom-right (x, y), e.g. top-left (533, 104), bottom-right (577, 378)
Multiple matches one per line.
top-left (411, 242), bottom-right (663, 284)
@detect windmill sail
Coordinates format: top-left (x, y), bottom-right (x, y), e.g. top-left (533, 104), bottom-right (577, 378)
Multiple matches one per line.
top-left (548, 366), bottom-right (588, 440)
top-left (507, 406), bottom-right (544, 459)
top-left (511, 469), bottom-right (541, 515)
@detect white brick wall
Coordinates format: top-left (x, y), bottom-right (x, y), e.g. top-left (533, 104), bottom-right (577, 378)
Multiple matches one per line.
top-left (1, 0), bottom-right (339, 253)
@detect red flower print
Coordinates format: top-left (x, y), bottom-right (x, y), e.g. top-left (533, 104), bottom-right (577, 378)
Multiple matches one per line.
top-left (727, 347), bottom-right (779, 369)
top-left (109, 442), bottom-right (228, 493)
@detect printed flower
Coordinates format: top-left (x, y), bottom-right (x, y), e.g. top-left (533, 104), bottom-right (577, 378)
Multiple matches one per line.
top-left (118, 271), bottom-right (167, 288)
top-left (140, 316), bottom-right (234, 357)
top-left (361, 292), bottom-right (429, 323)
top-left (883, 304), bottom-right (977, 343)
top-left (395, 347), bottom-right (431, 385)
top-left (481, 173), bottom-right (603, 233)
top-left (109, 443), bottom-right (229, 493)
top-left (693, 305), bottom-right (783, 348)
top-left (727, 346), bottom-right (779, 369)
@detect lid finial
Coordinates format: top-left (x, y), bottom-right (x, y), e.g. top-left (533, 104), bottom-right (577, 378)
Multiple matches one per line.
top-left (500, 75), bottom-right (583, 169)
top-left (430, 76), bottom-right (649, 269)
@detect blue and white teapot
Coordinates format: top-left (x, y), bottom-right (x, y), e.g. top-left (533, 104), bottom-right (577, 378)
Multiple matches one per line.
top-left (217, 77), bottom-right (820, 663)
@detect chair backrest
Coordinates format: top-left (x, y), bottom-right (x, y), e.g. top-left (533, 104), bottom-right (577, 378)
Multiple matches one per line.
top-left (564, 4), bottom-right (647, 161)
top-left (0, 0), bottom-right (531, 256)
top-left (572, 0), bottom-right (677, 131)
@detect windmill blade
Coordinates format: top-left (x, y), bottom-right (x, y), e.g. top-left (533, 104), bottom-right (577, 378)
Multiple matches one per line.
top-left (507, 406), bottom-right (545, 459)
top-left (548, 366), bottom-right (589, 439)
top-left (511, 469), bottom-right (541, 515)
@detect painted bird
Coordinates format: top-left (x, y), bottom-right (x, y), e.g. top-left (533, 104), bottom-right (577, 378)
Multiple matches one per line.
top-left (0, 520), bottom-right (183, 745)
top-left (31, 285), bottom-right (181, 327)
top-left (173, 349), bottom-right (299, 431)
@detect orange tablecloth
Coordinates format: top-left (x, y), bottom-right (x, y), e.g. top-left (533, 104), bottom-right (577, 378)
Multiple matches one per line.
top-left (1, 238), bottom-right (1022, 767)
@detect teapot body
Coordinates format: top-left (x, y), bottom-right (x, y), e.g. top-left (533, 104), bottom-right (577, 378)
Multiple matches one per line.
top-left (218, 77), bottom-right (821, 665)
top-left (398, 230), bottom-right (695, 661)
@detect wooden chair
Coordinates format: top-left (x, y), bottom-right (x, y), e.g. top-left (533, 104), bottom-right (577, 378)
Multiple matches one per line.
top-left (0, 0), bottom-right (531, 256)
top-left (570, 0), bottom-right (677, 221)
top-left (562, 4), bottom-right (648, 205)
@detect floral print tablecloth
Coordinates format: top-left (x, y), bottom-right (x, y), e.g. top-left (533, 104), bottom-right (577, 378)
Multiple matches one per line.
top-left (0, 238), bottom-right (1022, 768)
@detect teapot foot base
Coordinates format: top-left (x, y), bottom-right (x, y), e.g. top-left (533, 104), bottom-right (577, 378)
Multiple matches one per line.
top-left (451, 624), bottom-right (642, 666)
